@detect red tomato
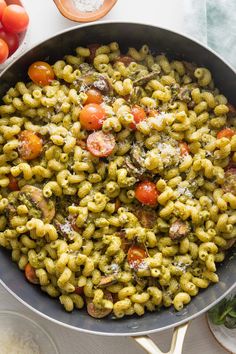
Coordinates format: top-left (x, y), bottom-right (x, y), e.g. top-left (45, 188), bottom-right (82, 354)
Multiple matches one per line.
top-left (2, 4), bottom-right (29, 33)
top-left (25, 263), bottom-right (39, 284)
top-left (0, 38), bottom-right (8, 63)
top-left (130, 105), bottom-right (147, 130)
top-left (87, 43), bottom-right (100, 62)
top-left (18, 130), bottom-right (43, 161)
top-left (0, 28), bottom-right (18, 55)
top-left (179, 142), bottom-right (190, 156)
top-left (135, 181), bottom-right (159, 206)
top-left (0, 0), bottom-right (6, 20)
top-left (8, 174), bottom-right (19, 191)
top-left (217, 128), bottom-right (235, 139)
top-left (87, 131), bottom-right (115, 157)
top-left (28, 61), bottom-right (54, 86)
top-left (116, 55), bottom-right (134, 66)
top-left (85, 89), bottom-right (103, 104)
top-left (127, 245), bottom-right (148, 270)
top-left (79, 103), bottom-right (106, 131)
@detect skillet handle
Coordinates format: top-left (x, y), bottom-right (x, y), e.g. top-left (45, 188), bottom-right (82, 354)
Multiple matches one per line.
top-left (133, 322), bottom-right (189, 354)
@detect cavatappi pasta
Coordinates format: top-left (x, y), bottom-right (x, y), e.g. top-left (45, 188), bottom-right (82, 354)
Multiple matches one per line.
top-left (0, 42), bottom-right (235, 319)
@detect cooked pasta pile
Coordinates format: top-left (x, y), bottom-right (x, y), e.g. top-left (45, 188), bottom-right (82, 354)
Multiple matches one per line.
top-left (0, 42), bottom-right (235, 318)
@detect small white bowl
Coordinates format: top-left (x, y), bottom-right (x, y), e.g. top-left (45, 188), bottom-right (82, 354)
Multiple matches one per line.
top-left (0, 310), bottom-right (58, 354)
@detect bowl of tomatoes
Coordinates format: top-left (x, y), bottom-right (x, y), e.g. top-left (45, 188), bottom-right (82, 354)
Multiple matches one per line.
top-left (0, 0), bottom-right (29, 69)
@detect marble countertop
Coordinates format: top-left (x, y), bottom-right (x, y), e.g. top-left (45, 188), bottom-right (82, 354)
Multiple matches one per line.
top-left (0, 0), bottom-right (234, 353)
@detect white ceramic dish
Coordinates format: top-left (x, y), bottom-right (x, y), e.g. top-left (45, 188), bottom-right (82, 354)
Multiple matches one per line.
top-left (0, 310), bottom-right (58, 353)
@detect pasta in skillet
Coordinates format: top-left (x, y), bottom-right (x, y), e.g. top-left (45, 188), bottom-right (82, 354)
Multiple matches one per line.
top-left (0, 42), bottom-right (235, 318)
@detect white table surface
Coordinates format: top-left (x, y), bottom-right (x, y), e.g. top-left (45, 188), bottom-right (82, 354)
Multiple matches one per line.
top-left (0, 1), bottom-right (231, 353)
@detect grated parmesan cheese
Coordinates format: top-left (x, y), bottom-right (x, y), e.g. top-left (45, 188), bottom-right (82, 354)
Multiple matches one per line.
top-left (0, 329), bottom-right (40, 354)
top-left (72, 0), bottom-right (104, 12)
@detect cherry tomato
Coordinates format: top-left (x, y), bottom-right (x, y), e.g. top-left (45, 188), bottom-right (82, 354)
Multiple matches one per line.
top-left (0, 28), bottom-right (18, 55)
top-left (85, 89), bottom-right (103, 104)
top-left (7, 174), bottom-right (19, 191)
top-left (130, 105), bottom-right (147, 130)
top-left (0, 38), bottom-right (8, 63)
top-left (2, 4), bottom-right (29, 33)
top-left (18, 130), bottom-right (43, 161)
top-left (179, 142), bottom-right (190, 156)
top-left (127, 245), bottom-right (148, 270)
top-left (87, 131), bottom-right (115, 157)
top-left (135, 181), bottom-right (159, 206)
top-left (217, 128), bottom-right (235, 139)
top-left (75, 286), bottom-right (84, 295)
top-left (87, 43), bottom-right (100, 62)
top-left (116, 55), bottom-right (134, 66)
top-left (25, 263), bottom-right (39, 284)
top-left (28, 61), bottom-right (54, 86)
top-left (79, 103), bottom-right (106, 131)
top-left (0, 0), bottom-right (6, 20)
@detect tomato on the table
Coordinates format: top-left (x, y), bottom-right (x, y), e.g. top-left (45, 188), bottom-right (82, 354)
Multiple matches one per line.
top-left (79, 103), bottom-right (106, 131)
top-left (130, 105), bottom-right (147, 130)
top-left (0, 0), bottom-right (6, 20)
top-left (25, 263), bottom-right (39, 284)
top-left (179, 141), bottom-right (190, 156)
top-left (7, 174), bottom-right (19, 191)
top-left (127, 245), bottom-right (148, 269)
top-left (0, 28), bottom-right (18, 55)
top-left (18, 130), bottom-right (43, 161)
top-left (217, 128), bottom-right (235, 139)
top-left (87, 43), bottom-right (100, 62)
top-left (28, 61), bottom-right (54, 86)
top-left (87, 131), bottom-right (115, 157)
top-left (0, 38), bottom-right (8, 63)
top-left (135, 181), bottom-right (159, 206)
top-left (2, 4), bottom-right (29, 33)
top-left (85, 89), bottom-right (103, 104)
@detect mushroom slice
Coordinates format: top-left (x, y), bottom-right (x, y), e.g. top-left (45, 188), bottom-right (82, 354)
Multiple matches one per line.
top-left (169, 220), bottom-right (190, 240)
top-left (132, 206), bottom-right (157, 229)
top-left (98, 274), bottom-right (117, 288)
top-left (20, 185), bottom-right (55, 223)
top-left (133, 72), bottom-right (159, 86)
top-left (86, 291), bottom-right (113, 319)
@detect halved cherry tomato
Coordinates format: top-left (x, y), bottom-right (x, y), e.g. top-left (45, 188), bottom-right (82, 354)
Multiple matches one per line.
top-left (0, 38), bottom-right (8, 63)
top-left (127, 245), bottom-right (148, 270)
top-left (79, 103), bottom-right (106, 131)
top-left (179, 142), bottom-right (190, 156)
top-left (87, 131), bottom-right (115, 157)
top-left (85, 89), bottom-right (103, 104)
top-left (135, 181), bottom-right (159, 206)
top-left (217, 128), bottom-right (235, 139)
top-left (2, 4), bottom-right (29, 33)
top-left (25, 263), bottom-right (39, 284)
top-left (75, 286), bottom-right (84, 295)
top-left (8, 174), bottom-right (19, 191)
top-left (28, 61), bottom-right (54, 86)
top-left (0, 28), bottom-right (19, 55)
top-left (18, 130), bottom-right (43, 161)
top-left (87, 43), bottom-right (100, 62)
top-left (130, 105), bottom-right (147, 130)
top-left (116, 55), bottom-right (134, 66)
top-left (0, 0), bottom-right (6, 20)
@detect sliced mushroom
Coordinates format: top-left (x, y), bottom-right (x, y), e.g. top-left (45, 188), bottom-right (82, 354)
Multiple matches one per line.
top-left (125, 157), bottom-right (146, 179)
top-left (132, 206), bottom-right (157, 229)
top-left (133, 72), bottom-right (159, 86)
top-left (20, 185), bottom-right (55, 223)
top-left (169, 220), bottom-right (190, 240)
top-left (183, 61), bottom-right (197, 79)
top-left (86, 291), bottom-right (113, 318)
top-left (98, 274), bottom-right (117, 288)
top-left (116, 231), bottom-right (132, 252)
top-left (77, 72), bottom-right (112, 95)
top-left (222, 168), bottom-right (236, 195)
